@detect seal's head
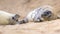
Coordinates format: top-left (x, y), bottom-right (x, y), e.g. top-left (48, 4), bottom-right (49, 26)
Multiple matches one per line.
top-left (41, 10), bottom-right (52, 21)
top-left (9, 14), bottom-right (20, 25)
top-left (12, 14), bottom-right (20, 21)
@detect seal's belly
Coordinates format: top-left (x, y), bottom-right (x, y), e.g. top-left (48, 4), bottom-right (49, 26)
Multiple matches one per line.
top-left (0, 14), bottom-right (9, 25)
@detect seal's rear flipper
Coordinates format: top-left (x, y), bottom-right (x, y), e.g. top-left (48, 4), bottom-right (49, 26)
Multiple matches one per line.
top-left (17, 19), bottom-right (28, 24)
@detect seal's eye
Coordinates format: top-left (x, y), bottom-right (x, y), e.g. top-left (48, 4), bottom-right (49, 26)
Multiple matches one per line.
top-left (12, 14), bottom-right (20, 20)
top-left (12, 16), bottom-right (18, 20)
top-left (12, 17), bottom-right (15, 20)
top-left (42, 11), bottom-right (52, 18)
top-left (43, 11), bottom-right (52, 16)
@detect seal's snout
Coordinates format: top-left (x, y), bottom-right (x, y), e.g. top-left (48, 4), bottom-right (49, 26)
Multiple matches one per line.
top-left (17, 19), bottom-right (28, 24)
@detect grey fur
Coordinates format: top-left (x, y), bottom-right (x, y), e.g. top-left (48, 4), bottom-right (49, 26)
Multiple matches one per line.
top-left (19, 5), bottom-right (54, 23)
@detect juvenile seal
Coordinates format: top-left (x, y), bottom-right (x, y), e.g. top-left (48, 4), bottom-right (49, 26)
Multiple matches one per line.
top-left (0, 10), bottom-right (20, 25)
